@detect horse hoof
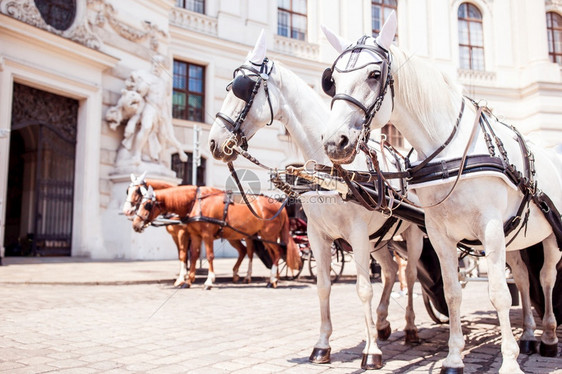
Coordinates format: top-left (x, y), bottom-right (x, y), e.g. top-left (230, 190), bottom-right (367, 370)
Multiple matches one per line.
top-left (179, 282), bottom-right (190, 289)
top-left (309, 347), bottom-right (331, 364)
top-left (203, 284), bottom-right (212, 291)
top-left (266, 282), bottom-right (277, 288)
top-left (361, 353), bottom-right (382, 370)
top-left (519, 340), bottom-right (538, 354)
top-left (405, 329), bottom-right (421, 345)
top-left (377, 325), bottom-right (391, 341)
top-left (232, 275), bottom-right (240, 283)
top-left (539, 342), bottom-right (558, 357)
top-left (244, 277), bottom-right (251, 284)
top-left (440, 367), bottom-right (463, 374)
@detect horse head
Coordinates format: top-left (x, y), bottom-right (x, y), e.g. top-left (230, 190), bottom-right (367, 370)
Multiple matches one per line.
top-left (123, 171), bottom-right (147, 216)
top-left (132, 185), bottom-right (162, 233)
top-left (321, 12), bottom-right (397, 164)
top-left (209, 29), bottom-right (281, 162)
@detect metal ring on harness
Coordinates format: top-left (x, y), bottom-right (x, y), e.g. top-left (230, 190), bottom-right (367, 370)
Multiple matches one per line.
top-left (304, 159), bottom-right (318, 174)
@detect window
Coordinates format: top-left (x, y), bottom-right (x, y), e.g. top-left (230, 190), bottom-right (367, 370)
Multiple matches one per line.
top-left (278, 0), bottom-right (307, 41)
top-left (173, 60), bottom-right (205, 123)
top-left (372, 0), bottom-right (397, 38)
top-left (547, 12), bottom-right (562, 64)
top-left (171, 152), bottom-right (206, 186)
top-left (176, 0), bottom-right (204, 14)
top-left (381, 123), bottom-right (403, 149)
top-left (458, 3), bottom-right (484, 70)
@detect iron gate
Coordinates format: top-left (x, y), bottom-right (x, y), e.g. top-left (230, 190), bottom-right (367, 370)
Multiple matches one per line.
top-left (11, 83), bottom-right (78, 256)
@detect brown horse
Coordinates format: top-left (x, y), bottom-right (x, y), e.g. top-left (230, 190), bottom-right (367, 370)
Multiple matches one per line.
top-left (132, 185), bottom-right (301, 288)
top-left (123, 174), bottom-right (251, 287)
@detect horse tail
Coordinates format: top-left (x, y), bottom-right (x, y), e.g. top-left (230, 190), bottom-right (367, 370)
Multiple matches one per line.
top-left (281, 209), bottom-right (301, 271)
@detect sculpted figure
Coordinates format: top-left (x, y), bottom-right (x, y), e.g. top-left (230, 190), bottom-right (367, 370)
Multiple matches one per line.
top-left (107, 55), bottom-right (188, 165)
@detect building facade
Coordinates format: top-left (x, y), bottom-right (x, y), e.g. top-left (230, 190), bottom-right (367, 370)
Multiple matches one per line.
top-left (0, 0), bottom-right (561, 260)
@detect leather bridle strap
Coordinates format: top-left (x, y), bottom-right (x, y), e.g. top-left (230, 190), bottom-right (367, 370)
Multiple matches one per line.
top-left (407, 99), bottom-right (466, 177)
top-left (215, 59), bottom-right (275, 151)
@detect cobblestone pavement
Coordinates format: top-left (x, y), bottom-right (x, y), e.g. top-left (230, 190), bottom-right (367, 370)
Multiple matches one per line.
top-left (0, 258), bottom-right (561, 373)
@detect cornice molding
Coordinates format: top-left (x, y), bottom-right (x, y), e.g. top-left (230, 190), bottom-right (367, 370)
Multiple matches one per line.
top-left (0, 0), bottom-right (168, 52)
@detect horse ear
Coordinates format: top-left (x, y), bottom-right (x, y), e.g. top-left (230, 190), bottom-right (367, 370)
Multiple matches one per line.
top-left (375, 11), bottom-right (397, 50)
top-left (321, 24), bottom-right (351, 54)
top-left (147, 185), bottom-right (154, 196)
top-left (248, 29), bottom-right (267, 65)
top-left (140, 185), bottom-right (148, 196)
top-left (139, 171), bottom-right (147, 183)
top-left (130, 173), bottom-right (136, 183)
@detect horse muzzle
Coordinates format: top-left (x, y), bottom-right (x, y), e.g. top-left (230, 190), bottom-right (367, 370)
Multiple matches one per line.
top-left (322, 132), bottom-right (358, 164)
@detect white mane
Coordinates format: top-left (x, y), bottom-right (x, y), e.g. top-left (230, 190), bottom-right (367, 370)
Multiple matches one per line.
top-left (389, 45), bottom-right (463, 141)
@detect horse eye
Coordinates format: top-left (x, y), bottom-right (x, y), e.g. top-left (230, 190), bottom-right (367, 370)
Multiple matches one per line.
top-left (368, 71), bottom-right (382, 79)
top-left (145, 202), bottom-right (153, 211)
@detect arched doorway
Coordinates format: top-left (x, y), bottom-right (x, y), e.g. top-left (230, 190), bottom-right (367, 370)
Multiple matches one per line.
top-left (4, 83), bottom-right (78, 256)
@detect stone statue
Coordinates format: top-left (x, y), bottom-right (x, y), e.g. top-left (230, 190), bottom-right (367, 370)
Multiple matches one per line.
top-left (107, 55), bottom-right (188, 166)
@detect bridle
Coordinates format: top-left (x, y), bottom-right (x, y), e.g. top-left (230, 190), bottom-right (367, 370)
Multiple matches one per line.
top-left (322, 36), bottom-right (395, 142)
top-left (125, 182), bottom-right (146, 213)
top-left (215, 57), bottom-right (275, 155)
top-left (134, 193), bottom-right (159, 230)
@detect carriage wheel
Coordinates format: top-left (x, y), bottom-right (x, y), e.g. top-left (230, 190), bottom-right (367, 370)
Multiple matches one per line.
top-left (422, 290), bottom-right (449, 324)
top-left (308, 241), bottom-right (346, 284)
top-left (278, 250), bottom-right (306, 280)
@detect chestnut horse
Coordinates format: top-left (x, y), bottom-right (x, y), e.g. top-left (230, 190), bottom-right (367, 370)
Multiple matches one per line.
top-left (132, 185), bottom-right (301, 288)
top-left (123, 173), bottom-right (251, 287)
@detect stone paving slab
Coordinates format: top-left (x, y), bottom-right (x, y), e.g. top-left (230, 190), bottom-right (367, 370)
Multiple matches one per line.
top-left (0, 257), bottom-right (561, 373)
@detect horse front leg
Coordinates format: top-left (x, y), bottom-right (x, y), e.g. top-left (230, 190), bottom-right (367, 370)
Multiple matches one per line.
top-left (306, 224), bottom-right (334, 364)
top-left (174, 227), bottom-right (190, 288)
top-left (166, 225), bottom-right (187, 288)
top-left (506, 251), bottom-right (537, 354)
top-left (370, 244), bottom-right (396, 341)
top-left (349, 230), bottom-right (382, 370)
top-left (538, 234), bottom-right (561, 357)
top-left (203, 237), bottom-right (216, 290)
top-left (425, 228), bottom-right (465, 373)
top-left (401, 226), bottom-right (424, 345)
top-left (481, 218), bottom-right (522, 374)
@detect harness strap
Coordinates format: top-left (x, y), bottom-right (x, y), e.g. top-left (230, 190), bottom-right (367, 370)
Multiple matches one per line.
top-left (407, 99), bottom-right (466, 177)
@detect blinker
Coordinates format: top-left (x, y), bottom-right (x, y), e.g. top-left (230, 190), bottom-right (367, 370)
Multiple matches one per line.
top-left (232, 75), bottom-right (256, 102)
top-left (322, 68), bottom-right (335, 97)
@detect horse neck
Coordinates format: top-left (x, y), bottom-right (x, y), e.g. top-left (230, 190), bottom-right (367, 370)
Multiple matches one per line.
top-left (389, 48), bottom-right (465, 159)
top-left (274, 65), bottom-right (332, 164)
top-left (146, 179), bottom-right (176, 190)
top-left (156, 187), bottom-right (197, 216)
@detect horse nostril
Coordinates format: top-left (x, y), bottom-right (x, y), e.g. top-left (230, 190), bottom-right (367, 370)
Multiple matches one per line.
top-left (338, 135), bottom-right (349, 149)
top-left (209, 139), bottom-right (216, 152)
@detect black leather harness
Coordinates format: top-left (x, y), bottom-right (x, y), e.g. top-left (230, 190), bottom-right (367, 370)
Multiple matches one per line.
top-left (333, 98), bottom-right (562, 250)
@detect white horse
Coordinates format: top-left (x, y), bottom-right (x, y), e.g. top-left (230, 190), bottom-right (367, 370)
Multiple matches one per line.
top-left (321, 12), bottom-right (561, 374)
top-left (209, 30), bottom-right (429, 369)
